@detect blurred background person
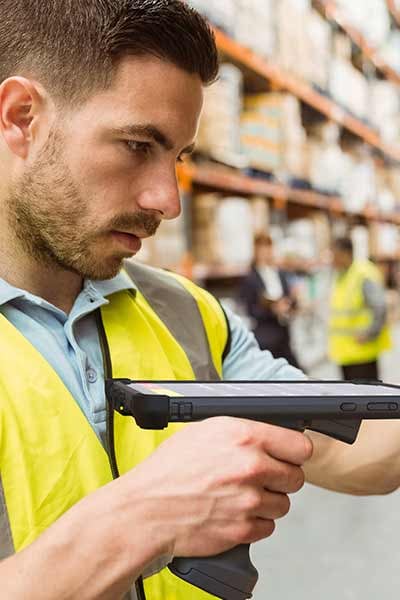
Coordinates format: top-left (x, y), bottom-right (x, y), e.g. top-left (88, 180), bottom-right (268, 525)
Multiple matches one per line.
top-left (240, 233), bottom-right (299, 367)
top-left (328, 237), bottom-right (391, 381)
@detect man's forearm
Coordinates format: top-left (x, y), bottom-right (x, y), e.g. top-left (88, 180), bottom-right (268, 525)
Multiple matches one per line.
top-left (0, 476), bottom-right (169, 600)
top-left (305, 421), bottom-right (400, 495)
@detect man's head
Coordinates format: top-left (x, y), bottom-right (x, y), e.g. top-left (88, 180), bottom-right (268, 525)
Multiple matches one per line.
top-left (253, 234), bottom-right (274, 267)
top-left (332, 237), bottom-right (354, 271)
top-left (0, 0), bottom-right (218, 280)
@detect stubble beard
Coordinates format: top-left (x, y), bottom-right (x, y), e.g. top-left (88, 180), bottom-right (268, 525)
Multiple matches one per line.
top-left (6, 129), bottom-right (161, 281)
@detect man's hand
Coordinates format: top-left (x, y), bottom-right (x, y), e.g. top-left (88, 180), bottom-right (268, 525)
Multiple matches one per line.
top-left (0, 419), bottom-right (312, 600)
top-left (272, 298), bottom-right (292, 319)
top-left (125, 417), bottom-right (313, 558)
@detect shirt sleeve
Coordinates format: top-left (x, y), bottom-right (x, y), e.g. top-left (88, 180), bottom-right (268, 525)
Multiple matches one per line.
top-left (362, 278), bottom-right (387, 340)
top-left (222, 306), bottom-right (306, 381)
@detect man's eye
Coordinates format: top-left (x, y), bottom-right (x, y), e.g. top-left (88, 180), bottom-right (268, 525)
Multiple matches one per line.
top-left (125, 140), bottom-right (151, 155)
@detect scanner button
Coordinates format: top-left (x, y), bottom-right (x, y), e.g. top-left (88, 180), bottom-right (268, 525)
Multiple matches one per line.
top-left (179, 402), bottom-right (193, 420)
top-left (367, 402), bottom-right (395, 411)
top-left (341, 403), bottom-right (357, 412)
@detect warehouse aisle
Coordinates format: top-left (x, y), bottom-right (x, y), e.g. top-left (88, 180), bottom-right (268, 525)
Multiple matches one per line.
top-left (253, 324), bottom-right (400, 600)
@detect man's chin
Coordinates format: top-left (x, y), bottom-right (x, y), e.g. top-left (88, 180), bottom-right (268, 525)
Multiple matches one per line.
top-left (75, 256), bottom-right (128, 281)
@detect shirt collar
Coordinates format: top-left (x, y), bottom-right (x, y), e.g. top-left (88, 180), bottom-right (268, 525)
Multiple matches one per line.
top-left (0, 266), bottom-right (137, 308)
top-left (87, 268), bottom-right (137, 299)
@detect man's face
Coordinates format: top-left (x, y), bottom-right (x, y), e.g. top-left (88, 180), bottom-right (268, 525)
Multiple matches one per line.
top-left (7, 56), bottom-right (203, 280)
top-left (256, 243), bottom-right (274, 266)
top-left (332, 247), bottom-right (352, 271)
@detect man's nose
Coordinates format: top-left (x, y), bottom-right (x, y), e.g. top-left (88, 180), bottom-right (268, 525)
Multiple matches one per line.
top-left (137, 167), bottom-right (181, 220)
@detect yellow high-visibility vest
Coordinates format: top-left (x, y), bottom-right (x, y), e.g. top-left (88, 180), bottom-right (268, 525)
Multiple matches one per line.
top-left (0, 262), bottom-right (229, 600)
top-left (328, 260), bottom-right (391, 365)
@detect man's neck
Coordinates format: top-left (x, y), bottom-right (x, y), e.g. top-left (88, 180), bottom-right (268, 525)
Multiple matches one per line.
top-left (0, 242), bottom-right (83, 314)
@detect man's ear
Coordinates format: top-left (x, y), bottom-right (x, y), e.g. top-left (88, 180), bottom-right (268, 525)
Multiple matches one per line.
top-left (0, 77), bottom-right (44, 159)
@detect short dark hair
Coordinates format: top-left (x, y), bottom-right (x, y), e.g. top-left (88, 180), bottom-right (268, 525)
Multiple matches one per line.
top-left (254, 233), bottom-right (273, 248)
top-left (0, 0), bottom-right (219, 106)
top-left (333, 237), bottom-right (353, 255)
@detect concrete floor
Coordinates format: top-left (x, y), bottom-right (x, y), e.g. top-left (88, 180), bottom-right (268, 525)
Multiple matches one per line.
top-left (252, 325), bottom-right (400, 600)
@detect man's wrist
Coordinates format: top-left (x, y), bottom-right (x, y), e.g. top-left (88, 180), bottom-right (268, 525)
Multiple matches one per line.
top-left (109, 472), bottom-right (175, 573)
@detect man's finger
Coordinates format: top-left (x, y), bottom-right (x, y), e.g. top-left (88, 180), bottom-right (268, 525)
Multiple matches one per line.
top-left (261, 423), bottom-right (313, 465)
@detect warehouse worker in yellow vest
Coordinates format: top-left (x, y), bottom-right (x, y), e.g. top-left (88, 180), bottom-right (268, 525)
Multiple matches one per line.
top-left (0, 2), bottom-right (314, 599)
top-left (329, 237), bottom-right (391, 381)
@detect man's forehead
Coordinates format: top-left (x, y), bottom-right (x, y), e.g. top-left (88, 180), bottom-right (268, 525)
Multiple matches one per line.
top-left (63, 54), bottom-right (204, 150)
top-left (93, 57), bottom-right (204, 144)
top-left (110, 54), bottom-right (204, 98)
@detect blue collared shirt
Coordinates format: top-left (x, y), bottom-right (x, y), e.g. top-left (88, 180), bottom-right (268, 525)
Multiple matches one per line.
top-left (0, 270), bottom-right (304, 442)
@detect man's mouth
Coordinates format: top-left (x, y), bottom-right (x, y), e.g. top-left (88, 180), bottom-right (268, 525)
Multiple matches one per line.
top-left (111, 231), bottom-right (143, 253)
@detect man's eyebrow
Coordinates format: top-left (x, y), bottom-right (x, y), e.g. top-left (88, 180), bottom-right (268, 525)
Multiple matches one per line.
top-left (110, 124), bottom-right (195, 154)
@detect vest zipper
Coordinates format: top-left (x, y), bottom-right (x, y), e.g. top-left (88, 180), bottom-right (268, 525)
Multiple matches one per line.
top-left (95, 309), bottom-right (146, 600)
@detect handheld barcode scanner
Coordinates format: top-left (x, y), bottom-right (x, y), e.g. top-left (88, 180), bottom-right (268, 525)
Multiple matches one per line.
top-left (105, 379), bottom-right (400, 600)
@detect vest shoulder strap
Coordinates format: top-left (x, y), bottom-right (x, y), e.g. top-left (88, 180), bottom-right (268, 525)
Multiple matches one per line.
top-left (123, 261), bottom-right (228, 379)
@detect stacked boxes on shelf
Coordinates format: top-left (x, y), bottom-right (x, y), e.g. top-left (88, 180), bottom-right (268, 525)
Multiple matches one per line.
top-left (234, 0), bottom-right (276, 58)
top-left (197, 63), bottom-right (244, 166)
top-left (335, 0), bottom-right (391, 49)
top-left (381, 30), bottom-right (400, 74)
top-left (240, 94), bottom-right (283, 174)
top-left (186, 0), bottom-right (237, 36)
top-left (276, 1), bottom-right (331, 88)
top-left (240, 93), bottom-right (307, 180)
top-left (369, 81), bottom-right (400, 143)
top-left (375, 163), bottom-right (397, 214)
top-left (275, 0), bottom-right (311, 82)
top-left (339, 148), bottom-right (377, 213)
top-left (275, 218), bottom-right (326, 263)
top-left (329, 58), bottom-right (370, 120)
top-left (191, 194), bottom-right (257, 268)
top-left (306, 123), bottom-right (347, 195)
top-left (305, 8), bottom-right (332, 89)
top-left (369, 223), bottom-right (400, 257)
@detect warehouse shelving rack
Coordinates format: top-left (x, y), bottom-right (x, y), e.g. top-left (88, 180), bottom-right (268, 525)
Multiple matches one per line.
top-left (317, 1), bottom-right (400, 86)
top-left (213, 27), bottom-right (400, 162)
top-left (178, 161), bottom-right (400, 226)
top-left (174, 16), bottom-right (400, 282)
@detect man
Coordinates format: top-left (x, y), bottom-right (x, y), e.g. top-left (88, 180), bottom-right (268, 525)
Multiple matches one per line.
top-left (329, 237), bottom-right (391, 381)
top-left (0, 2), bottom-right (312, 599)
top-left (305, 237), bottom-right (399, 496)
top-left (240, 233), bottom-right (298, 367)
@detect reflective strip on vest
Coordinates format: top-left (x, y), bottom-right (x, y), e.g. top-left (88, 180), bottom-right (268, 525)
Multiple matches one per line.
top-left (329, 326), bottom-right (370, 336)
top-left (124, 262), bottom-right (220, 380)
top-left (331, 308), bottom-right (369, 318)
top-left (0, 476), bottom-right (14, 559)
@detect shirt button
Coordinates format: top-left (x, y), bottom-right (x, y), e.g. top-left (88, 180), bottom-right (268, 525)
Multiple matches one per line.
top-left (87, 368), bottom-right (98, 384)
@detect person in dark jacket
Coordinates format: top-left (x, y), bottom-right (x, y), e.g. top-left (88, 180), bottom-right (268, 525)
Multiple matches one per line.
top-left (240, 233), bottom-right (299, 367)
